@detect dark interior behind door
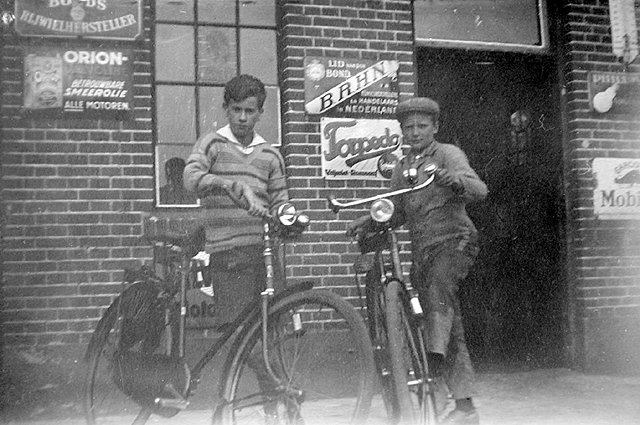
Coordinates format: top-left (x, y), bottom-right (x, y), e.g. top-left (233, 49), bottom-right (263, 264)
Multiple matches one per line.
top-left (416, 48), bottom-right (566, 370)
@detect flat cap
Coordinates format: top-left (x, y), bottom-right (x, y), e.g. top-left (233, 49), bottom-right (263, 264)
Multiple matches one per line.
top-left (396, 97), bottom-right (440, 120)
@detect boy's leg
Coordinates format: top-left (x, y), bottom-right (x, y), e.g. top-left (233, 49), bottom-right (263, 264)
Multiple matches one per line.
top-left (416, 243), bottom-right (479, 424)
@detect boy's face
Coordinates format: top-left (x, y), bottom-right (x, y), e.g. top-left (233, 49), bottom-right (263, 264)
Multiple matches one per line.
top-left (399, 112), bottom-right (439, 154)
top-left (224, 96), bottom-right (263, 144)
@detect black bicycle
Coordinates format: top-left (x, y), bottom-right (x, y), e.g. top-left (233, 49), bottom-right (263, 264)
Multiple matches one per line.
top-left (83, 201), bottom-right (376, 425)
top-left (329, 164), bottom-right (441, 425)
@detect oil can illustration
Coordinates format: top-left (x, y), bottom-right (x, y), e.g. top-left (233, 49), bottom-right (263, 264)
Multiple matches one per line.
top-left (23, 53), bottom-right (63, 109)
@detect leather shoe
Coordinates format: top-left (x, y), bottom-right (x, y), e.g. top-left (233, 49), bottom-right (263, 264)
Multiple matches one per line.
top-left (439, 408), bottom-right (479, 425)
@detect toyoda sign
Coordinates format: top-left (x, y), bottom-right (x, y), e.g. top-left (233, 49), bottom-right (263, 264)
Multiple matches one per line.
top-left (593, 158), bottom-right (640, 219)
top-left (23, 46), bottom-right (133, 118)
top-left (321, 118), bottom-right (403, 180)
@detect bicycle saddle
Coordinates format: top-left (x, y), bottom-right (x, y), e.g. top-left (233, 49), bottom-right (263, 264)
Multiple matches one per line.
top-left (147, 226), bottom-right (206, 258)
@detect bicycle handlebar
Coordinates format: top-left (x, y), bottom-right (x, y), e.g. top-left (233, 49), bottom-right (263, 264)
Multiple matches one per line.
top-left (328, 163), bottom-right (438, 213)
top-left (223, 185), bottom-right (310, 235)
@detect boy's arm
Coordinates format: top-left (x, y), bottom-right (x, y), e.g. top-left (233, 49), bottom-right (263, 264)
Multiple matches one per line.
top-left (267, 149), bottom-right (290, 214)
top-left (183, 135), bottom-right (235, 196)
top-left (441, 147), bottom-right (488, 202)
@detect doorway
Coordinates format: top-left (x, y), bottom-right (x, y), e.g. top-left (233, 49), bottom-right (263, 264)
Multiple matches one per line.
top-left (416, 48), bottom-right (566, 370)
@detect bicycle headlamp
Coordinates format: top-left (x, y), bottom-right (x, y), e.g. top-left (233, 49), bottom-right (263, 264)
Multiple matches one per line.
top-left (370, 198), bottom-right (395, 223)
top-left (276, 202), bottom-right (298, 226)
top-left (275, 202), bottom-right (309, 234)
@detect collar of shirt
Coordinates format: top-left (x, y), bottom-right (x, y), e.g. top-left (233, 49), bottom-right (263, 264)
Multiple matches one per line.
top-left (407, 141), bottom-right (438, 166)
top-left (216, 124), bottom-right (267, 154)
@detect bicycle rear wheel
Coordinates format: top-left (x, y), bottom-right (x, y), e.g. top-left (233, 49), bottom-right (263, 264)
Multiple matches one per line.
top-left (384, 280), bottom-right (437, 425)
top-left (84, 282), bottom-right (178, 425)
top-left (215, 289), bottom-right (376, 425)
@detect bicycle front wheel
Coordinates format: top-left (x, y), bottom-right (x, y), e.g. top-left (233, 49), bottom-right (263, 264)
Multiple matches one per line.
top-left (365, 262), bottom-right (398, 421)
top-left (385, 280), bottom-right (437, 425)
top-left (215, 289), bottom-right (376, 425)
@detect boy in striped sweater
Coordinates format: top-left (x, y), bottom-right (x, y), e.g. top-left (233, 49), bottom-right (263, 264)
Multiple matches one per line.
top-left (185, 75), bottom-right (291, 421)
top-left (183, 74), bottom-right (289, 306)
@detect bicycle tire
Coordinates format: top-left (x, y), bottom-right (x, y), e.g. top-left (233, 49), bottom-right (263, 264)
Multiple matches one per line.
top-left (84, 281), bottom-right (177, 425)
top-left (384, 280), bottom-right (437, 425)
top-left (214, 288), bottom-right (376, 425)
top-left (364, 259), bottom-right (399, 421)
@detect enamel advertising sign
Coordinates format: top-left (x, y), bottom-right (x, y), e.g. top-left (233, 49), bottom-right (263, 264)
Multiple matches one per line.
top-left (588, 71), bottom-right (640, 115)
top-left (593, 158), bottom-right (640, 219)
top-left (15, 0), bottom-right (142, 40)
top-left (305, 57), bottom-right (399, 117)
top-left (23, 46), bottom-right (133, 119)
top-left (321, 118), bottom-right (403, 180)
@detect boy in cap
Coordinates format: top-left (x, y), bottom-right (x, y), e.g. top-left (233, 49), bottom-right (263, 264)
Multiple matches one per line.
top-left (348, 97), bottom-right (488, 424)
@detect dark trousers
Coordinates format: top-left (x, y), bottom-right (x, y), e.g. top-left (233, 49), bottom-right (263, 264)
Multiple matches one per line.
top-left (412, 238), bottom-right (478, 399)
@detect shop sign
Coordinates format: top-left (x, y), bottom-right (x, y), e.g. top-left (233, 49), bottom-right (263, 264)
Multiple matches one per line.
top-left (15, 0), bottom-right (142, 40)
top-left (305, 57), bottom-right (399, 117)
top-left (23, 46), bottom-right (134, 119)
top-left (593, 158), bottom-right (640, 220)
top-left (321, 118), bottom-right (403, 180)
top-left (185, 288), bottom-right (217, 329)
top-left (588, 71), bottom-right (640, 115)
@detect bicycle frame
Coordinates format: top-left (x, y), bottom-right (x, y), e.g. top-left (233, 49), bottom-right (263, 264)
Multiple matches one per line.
top-left (330, 163), bottom-right (440, 424)
top-left (85, 200), bottom-right (375, 425)
top-left (331, 163), bottom-right (438, 318)
top-left (148, 209), bottom-right (311, 408)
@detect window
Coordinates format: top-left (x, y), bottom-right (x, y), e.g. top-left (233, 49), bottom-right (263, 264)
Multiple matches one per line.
top-left (154, 0), bottom-right (279, 207)
top-left (414, 0), bottom-right (549, 53)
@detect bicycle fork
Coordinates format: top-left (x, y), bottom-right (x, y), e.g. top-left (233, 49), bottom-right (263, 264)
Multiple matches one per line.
top-left (388, 230), bottom-right (423, 317)
top-left (260, 222), bottom-right (304, 400)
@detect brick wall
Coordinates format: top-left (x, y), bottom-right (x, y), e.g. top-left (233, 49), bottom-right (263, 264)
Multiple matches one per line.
top-left (0, 3), bottom-right (154, 354)
top-left (562, 0), bottom-right (640, 372)
top-left (1, 0), bottom-right (416, 359)
top-left (2, 0), bottom-right (639, 381)
top-left (278, 0), bottom-right (415, 301)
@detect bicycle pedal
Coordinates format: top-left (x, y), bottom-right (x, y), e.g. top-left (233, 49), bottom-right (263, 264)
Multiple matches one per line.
top-left (407, 377), bottom-right (425, 386)
top-left (154, 397), bottom-right (189, 410)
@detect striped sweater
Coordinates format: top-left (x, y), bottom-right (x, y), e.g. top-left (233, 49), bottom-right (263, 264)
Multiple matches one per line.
top-left (183, 125), bottom-right (289, 252)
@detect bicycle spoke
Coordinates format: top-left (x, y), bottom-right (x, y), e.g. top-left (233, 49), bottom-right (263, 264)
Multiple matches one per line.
top-left (217, 289), bottom-right (375, 425)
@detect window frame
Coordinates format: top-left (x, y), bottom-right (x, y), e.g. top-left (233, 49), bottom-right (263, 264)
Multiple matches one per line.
top-left (151, 0), bottom-right (281, 209)
top-left (413, 0), bottom-right (550, 54)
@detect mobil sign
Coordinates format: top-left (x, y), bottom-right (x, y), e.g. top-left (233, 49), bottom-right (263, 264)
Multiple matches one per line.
top-left (593, 157), bottom-right (640, 219)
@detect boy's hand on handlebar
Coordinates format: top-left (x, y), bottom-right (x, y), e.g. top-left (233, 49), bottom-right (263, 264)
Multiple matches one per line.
top-left (346, 215), bottom-right (372, 238)
top-left (435, 168), bottom-right (463, 192)
top-left (227, 181), bottom-right (269, 218)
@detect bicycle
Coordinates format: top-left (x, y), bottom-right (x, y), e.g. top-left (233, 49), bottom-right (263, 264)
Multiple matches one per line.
top-left (83, 201), bottom-right (376, 425)
top-left (328, 163), bottom-right (441, 425)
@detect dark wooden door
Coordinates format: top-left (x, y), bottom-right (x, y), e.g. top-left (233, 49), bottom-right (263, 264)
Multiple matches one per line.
top-left (416, 48), bottom-right (566, 369)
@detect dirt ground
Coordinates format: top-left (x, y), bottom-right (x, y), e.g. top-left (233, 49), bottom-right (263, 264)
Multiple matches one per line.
top-left (475, 368), bottom-right (640, 425)
top-left (1, 367), bottom-right (638, 425)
